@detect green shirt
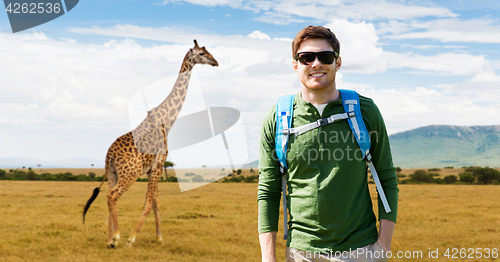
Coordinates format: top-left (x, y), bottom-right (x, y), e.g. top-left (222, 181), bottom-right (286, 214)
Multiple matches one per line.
top-left (257, 91), bottom-right (399, 253)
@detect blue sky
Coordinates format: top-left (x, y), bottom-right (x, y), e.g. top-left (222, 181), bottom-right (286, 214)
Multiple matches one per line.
top-left (0, 0), bottom-right (499, 167)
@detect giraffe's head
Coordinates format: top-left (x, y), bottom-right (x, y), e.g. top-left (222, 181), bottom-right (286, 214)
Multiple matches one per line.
top-left (188, 40), bottom-right (219, 67)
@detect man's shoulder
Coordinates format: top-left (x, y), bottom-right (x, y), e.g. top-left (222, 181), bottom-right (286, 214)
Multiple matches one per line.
top-left (357, 93), bottom-right (376, 108)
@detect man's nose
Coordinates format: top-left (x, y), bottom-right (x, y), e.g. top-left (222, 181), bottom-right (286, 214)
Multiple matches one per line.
top-left (311, 57), bottom-right (323, 67)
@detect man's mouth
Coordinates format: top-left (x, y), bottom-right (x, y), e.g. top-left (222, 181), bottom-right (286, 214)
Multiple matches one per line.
top-left (310, 72), bottom-right (326, 77)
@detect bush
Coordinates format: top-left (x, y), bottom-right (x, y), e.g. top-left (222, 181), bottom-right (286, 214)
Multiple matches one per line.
top-left (192, 175), bottom-right (204, 182)
top-left (0, 169), bottom-right (7, 180)
top-left (77, 174), bottom-right (90, 181)
top-left (434, 178), bottom-right (445, 184)
top-left (444, 175), bottom-right (457, 184)
top-left (459, 172), bottom-right (475, 184)
top-left (473, 167), bottom-right (500, 184)
top-left (41, 173), bottom-right (58, 181)
top-left (237, 169), bottom-right (242, 175)
top-left (463, 166), bottom-right (481, 172)
top-left (410, 169), bottom-right (435, 183)
top-left (88, 172), bottom-right (96, 179)
top-left (10, 170), bottom-right (27, 180)
top-left (167, 176), bottom-right (178, 182)
top-left (428, 168), bottom-right (441, 172)
top-left (27, 170), bottom-right (38, 181)
top-left (244, 175), bottom-right (259, 183)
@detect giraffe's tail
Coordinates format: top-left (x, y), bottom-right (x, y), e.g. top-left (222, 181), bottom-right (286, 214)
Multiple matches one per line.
top-left (82, 187), bottom-right (100, 224)
top-left (82, 155), bottom-right (110, 224)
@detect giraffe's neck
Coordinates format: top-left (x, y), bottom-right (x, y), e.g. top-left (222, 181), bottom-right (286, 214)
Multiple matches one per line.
top-left (145, 53), bottom-right (194, 132)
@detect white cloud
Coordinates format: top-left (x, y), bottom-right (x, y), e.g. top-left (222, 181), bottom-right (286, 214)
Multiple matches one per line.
top-left (385, 18), bottom-right (500, 43)
top-left (247, 30), bottom-right (271, 40)
top-left (325, 19), bottom-right (387, 74)
top-left (385, 52), bottom-right (493, 77)
top-left (359, 87), bottom-right (500, 134)
top-left (157, 0), bottom-right (456, 24)
top-left (377, 20), bottom-right (412, 35)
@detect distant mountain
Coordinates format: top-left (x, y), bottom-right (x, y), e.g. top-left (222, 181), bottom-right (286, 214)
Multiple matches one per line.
top-left (389, 125), bottom-right (500, 168)
top-left (242, 159), bottom-right (259, 169)
top-left (0, 156), bottom-right (104, 169)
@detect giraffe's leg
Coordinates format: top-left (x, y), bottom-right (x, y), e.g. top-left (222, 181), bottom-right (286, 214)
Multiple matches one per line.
top-left (152, 185), bottom-right (163, 244)
top-left (107, 188), bottom-right (122, 248)
top-left (106, 163), bottom-right (121, 248)
top-left (106, 170), bottom-right (138, 248)
top-left (126, 173), bottom-right (160, 247)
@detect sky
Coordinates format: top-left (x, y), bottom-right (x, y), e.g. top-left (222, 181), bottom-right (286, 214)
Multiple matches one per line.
top-left (0, 0), bottom-right (499, 167)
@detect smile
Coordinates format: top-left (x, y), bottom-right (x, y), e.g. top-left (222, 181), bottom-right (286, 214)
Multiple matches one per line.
top-left (310, 73), bottom-right (326, 77)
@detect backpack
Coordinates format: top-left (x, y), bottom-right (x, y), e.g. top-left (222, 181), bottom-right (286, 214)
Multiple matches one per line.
top-left (275, 89), bottom-right (391, 240)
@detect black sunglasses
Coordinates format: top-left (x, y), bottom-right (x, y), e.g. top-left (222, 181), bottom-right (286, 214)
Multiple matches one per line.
top-left (294, 51), bottom-right (339, 65)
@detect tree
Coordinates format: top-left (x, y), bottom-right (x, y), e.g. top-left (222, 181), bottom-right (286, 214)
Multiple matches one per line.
top-left (37, 164), bottom-right (41, 171)
top-left (410, 169), bottom-right (434, 183)
top-left (192, 175), bottom-right (204, 182)
top-left (459, 172), bottom-right (475, 184)
top-left (444, 175), bottom-right (457, 184)
top-left (473, 167), bottom-right (500, 184)
top-left (27, 170), bottom-right (37, 180)
top-left (163, 161), bottom-right (174, 180)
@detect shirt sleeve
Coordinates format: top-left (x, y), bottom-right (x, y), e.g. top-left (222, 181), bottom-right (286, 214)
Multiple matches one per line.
top-left (362, 97), bottom-right (399, 223)
top-left (257, 106), bottom-right (283, 233)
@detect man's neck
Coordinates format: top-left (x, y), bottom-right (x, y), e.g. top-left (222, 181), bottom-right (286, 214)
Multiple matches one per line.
top-left (300, 85), bottom-right (340, 105)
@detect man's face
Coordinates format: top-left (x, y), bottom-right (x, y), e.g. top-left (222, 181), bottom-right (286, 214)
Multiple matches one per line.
top-left (293, 38), bottom-right (341, 93)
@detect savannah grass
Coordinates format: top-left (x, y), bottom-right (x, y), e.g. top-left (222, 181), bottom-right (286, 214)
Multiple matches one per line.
top-left (0, 178), bottom-right (498, 261)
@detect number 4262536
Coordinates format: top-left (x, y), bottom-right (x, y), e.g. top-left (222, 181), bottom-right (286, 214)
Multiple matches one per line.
top-left (6, 3), bottom-right (62, 14)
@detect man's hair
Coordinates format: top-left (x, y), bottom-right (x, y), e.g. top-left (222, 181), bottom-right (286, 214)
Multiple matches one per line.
top-left (292, 25), bottom-right (340, 59)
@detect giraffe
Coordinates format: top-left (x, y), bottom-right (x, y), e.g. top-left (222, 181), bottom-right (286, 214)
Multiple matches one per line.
top-left (83, 40), bottom-right (218, 248)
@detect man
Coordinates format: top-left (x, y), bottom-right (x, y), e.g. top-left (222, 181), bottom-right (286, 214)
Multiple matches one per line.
top-left (258, 26), bottom-right (399, 262)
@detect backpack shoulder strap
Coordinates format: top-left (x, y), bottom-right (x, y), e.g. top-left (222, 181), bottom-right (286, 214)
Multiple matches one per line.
top-left (275, 94), bottom-right (295, 172)
top-left (339, 89), bottom-right (371, 159)
top-left (275, 94), bottom-right (294, 240)
top-left (339, 89), bottom-right (391, 213)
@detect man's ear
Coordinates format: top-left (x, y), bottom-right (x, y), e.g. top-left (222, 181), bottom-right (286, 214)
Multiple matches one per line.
top-left (292, 59), bottom-right (298, 72)
top-left (336, 57), bottom-right (342, 71)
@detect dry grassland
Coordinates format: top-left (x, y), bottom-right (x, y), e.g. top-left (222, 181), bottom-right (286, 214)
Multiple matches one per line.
top-left (0, 180), bottom-right (498, 261)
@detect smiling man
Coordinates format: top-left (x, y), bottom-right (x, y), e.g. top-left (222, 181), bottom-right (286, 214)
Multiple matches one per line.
top-left (258, 26), bottom-right (399, 262)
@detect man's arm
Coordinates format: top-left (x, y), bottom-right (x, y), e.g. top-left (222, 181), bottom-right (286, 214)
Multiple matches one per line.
top-left (259, 231), bottom-right (277, 262)
top-left (377, 219), bottom-right (395, 251)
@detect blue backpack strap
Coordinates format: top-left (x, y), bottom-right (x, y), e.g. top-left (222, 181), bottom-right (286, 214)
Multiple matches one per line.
top-left (275, 94), bottom-right (294, 240)
top-left (339, 89), bottom-right (371, 158)
top-left (275, 95), bottom-right (295, 172)
top-left (339, 89), bottom-right (391, 213)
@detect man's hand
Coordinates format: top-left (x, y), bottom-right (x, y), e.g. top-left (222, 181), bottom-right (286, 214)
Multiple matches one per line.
top-left (259, 231), bottom-right (277, 262)
top-left (377, 219), bottom-right (395, 251)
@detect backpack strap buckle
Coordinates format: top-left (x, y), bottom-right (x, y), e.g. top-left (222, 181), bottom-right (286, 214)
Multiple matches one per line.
top-left (316, 118), bottom-right (328, 127)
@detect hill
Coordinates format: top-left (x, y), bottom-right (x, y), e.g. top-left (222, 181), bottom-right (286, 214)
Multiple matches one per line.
top-left (389, 125), bottom-right (500, 168)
